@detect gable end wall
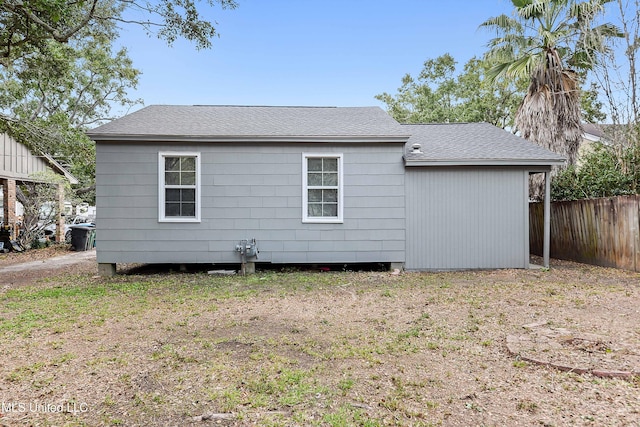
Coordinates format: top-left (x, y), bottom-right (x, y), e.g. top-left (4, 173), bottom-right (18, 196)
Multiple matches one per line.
top-left (1, 133), bottom-right (53, 179)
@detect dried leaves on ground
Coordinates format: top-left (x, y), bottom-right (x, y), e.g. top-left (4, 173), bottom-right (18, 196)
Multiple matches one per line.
top-left (0, 253), bottom-right (639, 426)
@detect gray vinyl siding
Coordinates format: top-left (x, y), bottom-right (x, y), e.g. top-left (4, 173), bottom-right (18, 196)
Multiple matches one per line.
top-left (405, 167), bottom-right (529, 270)
top-left (0, 133), bottom-right (52, 179)
top-left (96, 142), bottom-right (405, 265)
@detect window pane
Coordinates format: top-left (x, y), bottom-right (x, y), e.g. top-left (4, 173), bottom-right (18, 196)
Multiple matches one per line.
top-left (181, 157), bottom-right (196, 171)
top-left (323, 204), bottom-right (338, 217)
top-left (165, 202), bottom-right (181, 216)
top-left (323, 189), bottom-right (337, 202)
top-left (181, 203), bottom-right (196, 217)
top-left (323, 158), bottom-right (338, 171)
top-left (181, 189), bottom-right (196, 202)
top-left (308, 203), bottom-right (322, 217)
top-left (308, 172), bottom-right (322, 186)
top-left (165, 171), bottom-right (180, 185)
top-left (166, 189), bottom-right (181, 201)
top-left (308, 189), bottom-right (322, 202)
top-left (165, 157), bottom-right (180, 171)
top-left (181, 171), bottom-right (196, 185)
top-left (323, 172), bottom-right (338, 186)
top-left (308, 158), bottom-right (323, 171)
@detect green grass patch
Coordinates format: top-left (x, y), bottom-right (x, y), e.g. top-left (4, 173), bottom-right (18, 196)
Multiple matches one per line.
top-left (0, 266), bottom-right (637, 426)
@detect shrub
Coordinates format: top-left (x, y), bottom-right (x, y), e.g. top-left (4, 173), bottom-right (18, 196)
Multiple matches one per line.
top-left (552, 142), bottom-right (639, 201)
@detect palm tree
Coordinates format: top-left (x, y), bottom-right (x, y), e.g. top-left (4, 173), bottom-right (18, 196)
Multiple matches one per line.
top-left (481, 0), bottom-right (621, 197)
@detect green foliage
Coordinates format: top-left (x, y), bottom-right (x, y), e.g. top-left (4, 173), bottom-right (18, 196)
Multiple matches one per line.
top-left (1, 0), bottom-right (237, 204)
top-left (581, 82), bottom-right (607, 123)
top-left (0, 17), bottom-right (141, 202)
top-left (376, 54), bottom-right (525, 128)
top-left (481, 0), bottom-right (621, 81)
top-left (0, 113), bottom-right (97, 203)
top-left (481, 0), bottom-right (619, 184)
top-left (1, 32), bottom-right (141, 128)
top-left (30, 238), bottom-right (52, 249)
top-left (551, 142), bottom-right (640, 200)
top-left (0, 0), bottom-right (238, 65)
top-left (14, 170), bottom-right (73, 248)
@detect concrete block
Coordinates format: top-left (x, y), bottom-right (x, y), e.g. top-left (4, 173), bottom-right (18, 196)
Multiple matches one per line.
top-left (98, 263), bottom-right (117, 277)
top-left (241, 262), bottom-right (256, 275)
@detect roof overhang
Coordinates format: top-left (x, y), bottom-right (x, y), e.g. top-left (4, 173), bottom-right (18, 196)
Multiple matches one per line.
top-left (42, 153), bottom-right (79, 184)
top-left (87, 134), bottom-right (412, 144)
top-left (583, 132), bottom-right (602, 143)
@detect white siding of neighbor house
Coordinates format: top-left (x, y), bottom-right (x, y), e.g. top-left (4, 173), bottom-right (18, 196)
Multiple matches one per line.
top-left (405, 167), bottom-right (529, 270)
top-left (96, 142), bottom-right (406, 265)
top-left (0, 133), bottom-right (52, 179)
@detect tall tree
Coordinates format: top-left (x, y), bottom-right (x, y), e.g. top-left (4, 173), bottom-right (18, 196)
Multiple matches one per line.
top-left (376, 54), bottom-right (525, 128)
top-left (587, 0), bottom-right (640, 192)
top-left (481, 0), bottom-right (621, 169)
top-left (0, 0), bottom-right (238, 65)
top-left (376, 54), bottom-right (458, 124)
top-left (454, 58), bottom-right (527, 128)
top-left (597, 0), bottom-right (640, 127)
top-left (1, 0), bottom-right (236, 202)
top-left (1, 33), bottom-right (140, 128)
top-left (0, 20), bottom-right (141, 202)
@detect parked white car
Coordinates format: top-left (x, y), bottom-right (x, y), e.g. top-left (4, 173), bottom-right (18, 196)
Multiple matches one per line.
top-left (44, 215), bottom-right (95, 243)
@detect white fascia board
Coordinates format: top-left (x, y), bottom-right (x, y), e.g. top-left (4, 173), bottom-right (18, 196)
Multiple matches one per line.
top-left (403, 158), bottom-right (566, 167)
top-left (583, 133), bottom-right (601, 142)
top-left (42, 153), bottom-right (80, 184)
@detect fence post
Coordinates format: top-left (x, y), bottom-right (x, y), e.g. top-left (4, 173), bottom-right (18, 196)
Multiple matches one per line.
top-left (635, 196), bottom-right (640, 272)
top-left (543, 171), bottom-right (551, 268)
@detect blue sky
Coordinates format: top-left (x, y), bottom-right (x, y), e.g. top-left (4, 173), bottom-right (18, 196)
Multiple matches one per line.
top-left (116, 0), bottom-right (515, 111)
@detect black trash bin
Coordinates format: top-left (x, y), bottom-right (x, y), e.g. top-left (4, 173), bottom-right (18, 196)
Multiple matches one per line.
top-left (70, 225), bottom-right (95, 251)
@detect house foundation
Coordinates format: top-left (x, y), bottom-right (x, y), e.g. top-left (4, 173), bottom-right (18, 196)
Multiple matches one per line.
top-left (98, 263), bottom-right (116, 277)
top-left (241, 262), bottom-right (256, 275)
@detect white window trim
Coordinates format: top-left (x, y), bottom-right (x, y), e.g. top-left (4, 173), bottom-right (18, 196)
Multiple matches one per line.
top-left (158, 151), bottom-right (201, 223)
top-left (302, 153), bottom-right (344, 223)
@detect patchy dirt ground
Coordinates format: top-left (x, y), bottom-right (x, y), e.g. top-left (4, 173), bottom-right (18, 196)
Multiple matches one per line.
top-left (0, 245), bottom-right (97, 288)
top-left (0, 250), bottom-right (638, 426)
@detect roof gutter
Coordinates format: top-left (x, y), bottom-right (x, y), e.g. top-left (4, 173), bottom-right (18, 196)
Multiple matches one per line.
top-left (403, 157), bottom-right (566, 167)
top-left (87, 134), bottom-right (412, 144)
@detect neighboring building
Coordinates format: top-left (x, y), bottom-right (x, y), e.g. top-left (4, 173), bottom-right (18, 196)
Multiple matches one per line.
top-left (578, 123), bottom-right (636, 165)
top-left (1, 132), bottom-right (78, 242)
top-left (88, 105), bottom-right (564, 275)
top-left (578, 123), bottom-right (606, 165)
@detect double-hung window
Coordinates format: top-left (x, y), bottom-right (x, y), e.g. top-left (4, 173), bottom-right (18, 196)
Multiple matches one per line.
top-left (159, 152), bottom-right (201, 222)
top-left (302, 153), bottom-right (343, 223)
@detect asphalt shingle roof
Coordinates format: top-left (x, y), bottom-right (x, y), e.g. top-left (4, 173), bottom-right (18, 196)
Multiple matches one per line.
top-left (88, 105), bottom-right (409, 141)
top-left (403, 123), bottom-right (566, 166)
top-left (88, 105), bottom-right (565, 166)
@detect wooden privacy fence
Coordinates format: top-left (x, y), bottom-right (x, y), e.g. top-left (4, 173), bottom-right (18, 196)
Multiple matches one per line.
top-left (530, 195), bottom-right (640, 272)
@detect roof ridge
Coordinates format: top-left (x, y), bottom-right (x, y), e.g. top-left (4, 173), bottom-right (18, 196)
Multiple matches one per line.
top-left (401, 122), bottom-right (488, 126)
top-left (188, 105), bottom-right (340, 108)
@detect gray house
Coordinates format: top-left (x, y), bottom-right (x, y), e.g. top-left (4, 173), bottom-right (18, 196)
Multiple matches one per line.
top-left (89, 105), bottom-right (564, 275)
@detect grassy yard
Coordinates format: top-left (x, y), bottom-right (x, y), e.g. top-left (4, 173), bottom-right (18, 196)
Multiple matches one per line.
top-left (1, 263), bottom-right (639, 426)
